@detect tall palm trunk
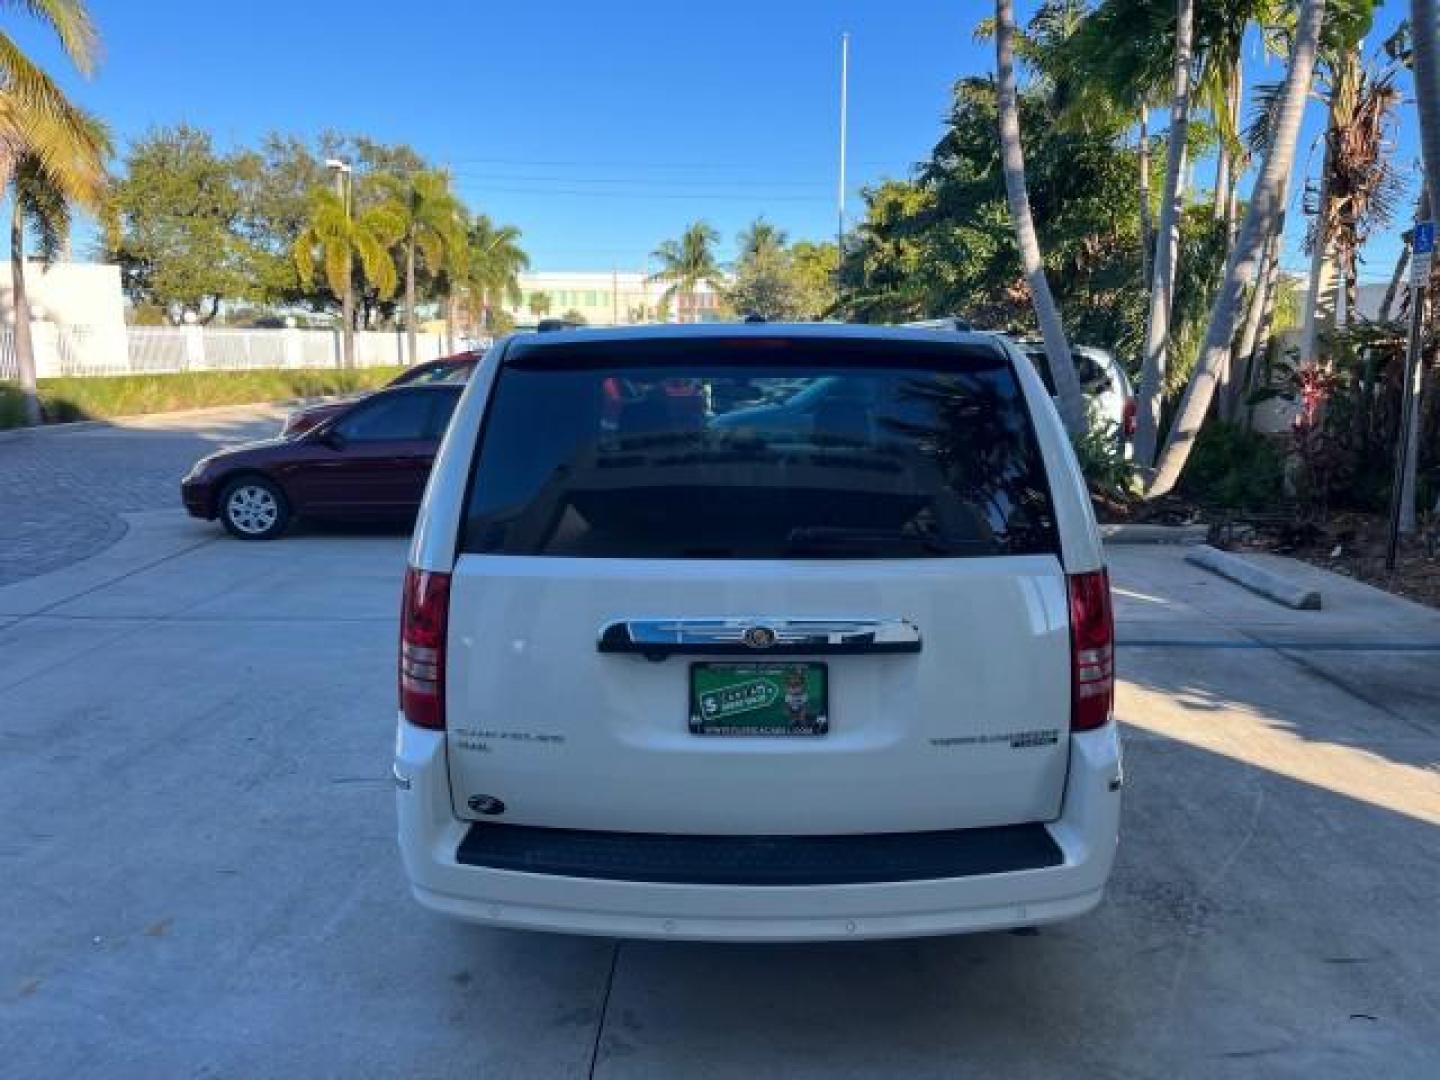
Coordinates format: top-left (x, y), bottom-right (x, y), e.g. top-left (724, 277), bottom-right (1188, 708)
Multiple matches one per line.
top-left (1147, 0), bottom-right (1327, 499)
top-left (1139, 103), bottom-right (1154, 290)
top-left (1223, 207), bottom-right (1286, 422)
top-left (11, 195), bottom-right (40, 426)
top-left (405, 233), bottom-right (418, 367)
top-left (1222, 66), bottom-right (1243, 248)
top-left (1134, 0), bottom-right (1196, 466)
top-left (1298, 139), bottom-right (1338, 365)
top-left (995, 0), bottom-right (1084, 435)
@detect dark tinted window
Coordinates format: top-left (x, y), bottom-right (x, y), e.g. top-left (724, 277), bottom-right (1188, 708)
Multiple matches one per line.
top-left (1024, 347), bottom-right (1110, 396)
top-left (335, 391), bottom-right (435, 442)
top-left (426, 389), bottom-right (461, 437)
top-left (461, 338), bottom-right (1057, 559)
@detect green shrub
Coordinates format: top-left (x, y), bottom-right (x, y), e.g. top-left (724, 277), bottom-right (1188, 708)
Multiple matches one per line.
top-left (1180, 422), bottom-right (1286, 510)
top-left (1071, 421), bottom-right (1138, 502)
top-left (0, 368), bottom-right (406, 430)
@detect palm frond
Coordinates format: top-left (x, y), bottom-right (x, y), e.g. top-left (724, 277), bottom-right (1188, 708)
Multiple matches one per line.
top-left (1244, 79), bottom-right (1286, 159)
top-left (15, 151), bottom-right (73, 260)
top-left (3, 0), bottom-right (99, 73)
top-left (354, 230), bottom-right (397, 299)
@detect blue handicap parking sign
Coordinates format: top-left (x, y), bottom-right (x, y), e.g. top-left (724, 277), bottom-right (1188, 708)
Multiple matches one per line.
top-left (1415, 221), bottom-right (1435, 255)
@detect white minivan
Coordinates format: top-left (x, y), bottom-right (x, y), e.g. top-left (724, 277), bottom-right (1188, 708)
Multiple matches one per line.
top-left (395, 323), bottom-right (1122, 942)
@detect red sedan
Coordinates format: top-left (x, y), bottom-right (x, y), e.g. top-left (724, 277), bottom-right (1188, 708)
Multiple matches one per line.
top-left (280, 350), bottom-right (480, 438)
top-left (182, 383), bottom-right (463, 540)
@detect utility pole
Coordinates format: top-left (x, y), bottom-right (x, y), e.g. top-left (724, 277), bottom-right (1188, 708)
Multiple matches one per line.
top-left (326, 158), bottom-right (354, 369)
top-left (837, 31), bottom-right (850, 254)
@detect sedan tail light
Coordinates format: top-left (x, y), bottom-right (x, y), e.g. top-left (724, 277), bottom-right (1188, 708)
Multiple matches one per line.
top-left (1122, 398), bottom-right (1137, 437)
top-left (1068, 570), bottom-right (1114, 731)
top-left (400, 567), bottom-right (451, 730)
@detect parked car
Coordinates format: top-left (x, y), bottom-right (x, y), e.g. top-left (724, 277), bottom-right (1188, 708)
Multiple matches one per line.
top-left (394, 322), bottom-right (1121, 942)
top-left (1012, 340), bottom-right (1136, 445)
top-left (182, 383), bottom-right (464, 540)
top-left (280, 350), bottom-right (480, 439)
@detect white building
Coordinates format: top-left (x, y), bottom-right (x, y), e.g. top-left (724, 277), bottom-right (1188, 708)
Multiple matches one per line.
top-left (503, 270), bottom-right (727, 327)
top-left (0, 261), bottom-right (129, 379)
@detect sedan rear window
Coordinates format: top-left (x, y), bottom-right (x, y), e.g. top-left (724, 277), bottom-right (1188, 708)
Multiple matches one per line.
top-left (460, 338), bottom-right (1057, 559)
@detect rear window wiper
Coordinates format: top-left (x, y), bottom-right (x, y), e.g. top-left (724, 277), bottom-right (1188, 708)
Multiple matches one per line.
top-left (784, 526), bottom-right (988, 556)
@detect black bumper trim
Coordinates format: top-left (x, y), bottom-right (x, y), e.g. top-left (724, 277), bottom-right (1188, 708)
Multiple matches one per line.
top-left (455, 822), bottom-right (1062, 886)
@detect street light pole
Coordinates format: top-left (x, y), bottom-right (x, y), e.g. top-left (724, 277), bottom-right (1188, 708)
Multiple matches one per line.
top-left (837, 31), bottom-right (850, 254)
top-left (325, 158), bottom-right (354, 369)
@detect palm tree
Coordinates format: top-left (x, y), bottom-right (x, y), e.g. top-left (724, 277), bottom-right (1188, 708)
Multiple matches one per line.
top-left (648, 221), bottom-right (723, 323)
top-left (1, 0), bottom-right (107, 426)
top-left (1132, 0), bottom-right (1195, 466)
top-left (527, 291), bottom-right (551, 320)
top-left (737, 217), bottom-right (788, 260)
top-left (994, 0), bottom-right (1084, 435)
top-left (293, 188), bottom-right (404, 368)
top-left (1147, 0), bottom-right (1327, 499)
top-left (463, 215), bottom-right (528, 333)
top-left (380, 169), bottom-right (463, 365)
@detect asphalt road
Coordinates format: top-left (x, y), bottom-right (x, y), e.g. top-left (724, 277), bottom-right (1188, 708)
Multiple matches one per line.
top-left (2, 411), bottom-right (1439, 1078)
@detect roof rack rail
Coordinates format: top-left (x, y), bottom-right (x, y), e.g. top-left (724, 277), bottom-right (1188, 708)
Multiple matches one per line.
top-left (537, 318), bottom-right (584, 333)
top-left (902, 316), bottom-right (973, 332)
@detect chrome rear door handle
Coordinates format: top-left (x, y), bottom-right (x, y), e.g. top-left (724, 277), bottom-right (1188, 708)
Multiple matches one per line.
top-left (597, 618), bottom-right (921, 657)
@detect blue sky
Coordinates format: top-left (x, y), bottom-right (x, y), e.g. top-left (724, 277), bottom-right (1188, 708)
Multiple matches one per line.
top-left (21, 0), bottom-right (1423, 281)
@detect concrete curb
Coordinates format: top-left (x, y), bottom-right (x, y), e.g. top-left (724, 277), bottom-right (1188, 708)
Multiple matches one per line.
top-left (0, 396), bottom-right (335, 441)
top-left (1100, 523), bottom-right (1210, 545)
top-left (1185, 544), bottom-right (1323, 610)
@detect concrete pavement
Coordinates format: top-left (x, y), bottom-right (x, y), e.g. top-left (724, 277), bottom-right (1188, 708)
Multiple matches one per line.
top-left (1, 513), bottom-right (1438, 1078)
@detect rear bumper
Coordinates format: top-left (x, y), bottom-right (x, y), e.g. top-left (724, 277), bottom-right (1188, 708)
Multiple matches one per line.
top-left (394, 722), bottom-right (1122, 942)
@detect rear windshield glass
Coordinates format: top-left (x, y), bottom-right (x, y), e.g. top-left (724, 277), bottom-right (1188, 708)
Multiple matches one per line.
top-left (460, 338), bottom-right (1057, 559)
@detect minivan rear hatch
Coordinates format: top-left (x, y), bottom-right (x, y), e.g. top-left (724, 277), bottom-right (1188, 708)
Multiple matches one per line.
top-left (444, 335), bottom-right (1071, 834)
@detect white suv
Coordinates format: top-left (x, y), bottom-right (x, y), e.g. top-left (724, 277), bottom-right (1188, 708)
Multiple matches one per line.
top-left (395, 323), bottom-right (1122, 942)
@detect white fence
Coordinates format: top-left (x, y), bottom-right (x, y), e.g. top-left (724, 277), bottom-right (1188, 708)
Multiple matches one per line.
top-left (0, 325), bottom-right (448, 381)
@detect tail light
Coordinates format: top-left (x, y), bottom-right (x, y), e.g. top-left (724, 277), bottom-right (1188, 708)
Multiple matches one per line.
top-left (1122, 398), bottom-right (1137, 437)
top-left (1068, 570), bottom-right (1114, 731)
top-left (400, 567), bottom-right (451, 730)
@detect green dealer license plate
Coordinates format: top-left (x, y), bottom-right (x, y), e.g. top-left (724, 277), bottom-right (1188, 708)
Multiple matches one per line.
top-left (689, 663), bottom-right (829, 736)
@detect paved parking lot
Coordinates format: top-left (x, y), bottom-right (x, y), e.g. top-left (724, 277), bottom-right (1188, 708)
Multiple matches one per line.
top-left (0, 406), bottom-right (290, 586)
top-left (3, 414), bottom-right (1439, 1078)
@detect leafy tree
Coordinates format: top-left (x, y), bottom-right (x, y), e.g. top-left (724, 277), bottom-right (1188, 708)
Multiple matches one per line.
top-left (105, 126), bottom-right (249, 323)
top-left (292, 188), bottom-right (404, 367)
top-left (231, 133), bottom-right (331, 306)
top-left (527, 291), bottom-right (551, 319)
top-left (0, 0), bottom-right (110, 425)
top-left (561, 309), bottom-right (588, 325)
top-left (790, 240), bottom-right (840, 319)
top-left (649, 221), bottom-right (724, 322)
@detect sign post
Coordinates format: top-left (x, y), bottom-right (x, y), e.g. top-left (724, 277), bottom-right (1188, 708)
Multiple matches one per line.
top-left (1386, 218), bottom-right (1433, 571)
